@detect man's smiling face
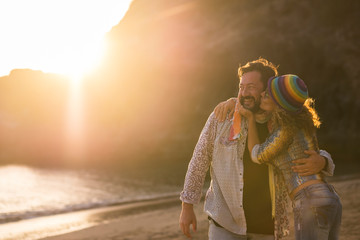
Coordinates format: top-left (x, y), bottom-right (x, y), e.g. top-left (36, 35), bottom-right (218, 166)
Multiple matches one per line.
top-left (239, 71), bottom-right (265, 113)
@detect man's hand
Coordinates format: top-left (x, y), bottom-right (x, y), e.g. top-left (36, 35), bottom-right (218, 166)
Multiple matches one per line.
top-left (179, 202), bottom-right (197, 239)
top-left (292, 150), bottom-right (326, 176)
top-left (214, 98), bottom-right (236, 122)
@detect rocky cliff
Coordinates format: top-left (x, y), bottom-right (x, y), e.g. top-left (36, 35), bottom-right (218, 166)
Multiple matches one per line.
top-left (91, 0), bottom-right (360, 170)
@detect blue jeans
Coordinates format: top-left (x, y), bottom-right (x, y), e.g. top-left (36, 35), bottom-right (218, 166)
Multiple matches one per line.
top-left (208, 219), bottom-right (247, 240)
top-left (208, 219), bottom-right (274, 240)
top-left (292, 183), bottom-right (342, 240)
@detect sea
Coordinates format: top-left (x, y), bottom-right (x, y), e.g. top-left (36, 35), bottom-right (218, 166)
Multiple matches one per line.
top-left (0, 164), bottom-right (184, 225)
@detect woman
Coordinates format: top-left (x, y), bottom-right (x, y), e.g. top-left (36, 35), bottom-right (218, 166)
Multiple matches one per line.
top-left (238, 74), bottom-right (342, 240)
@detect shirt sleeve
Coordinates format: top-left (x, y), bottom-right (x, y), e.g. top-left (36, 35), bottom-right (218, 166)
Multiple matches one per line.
top-left (251, 127), bottom-right (293, 164)
top-left (180, 112), bottom-right (217, 204)
top-left (319, 150), bottom-right (335, 176)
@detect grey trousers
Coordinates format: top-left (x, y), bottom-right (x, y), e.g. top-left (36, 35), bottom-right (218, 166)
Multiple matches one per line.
top-left (208, 220), bottom-right (274, 240)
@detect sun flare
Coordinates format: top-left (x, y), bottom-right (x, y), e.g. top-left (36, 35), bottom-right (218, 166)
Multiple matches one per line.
top-left (0, 0), bottom-right (133, 79)
top-left (0, 0), bottom-right (133, 163)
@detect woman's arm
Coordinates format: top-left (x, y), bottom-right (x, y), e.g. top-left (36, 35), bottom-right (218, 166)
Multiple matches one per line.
top-left (237, 105), bottom-right (260, 159)
top-left (237, 105), bottom-right (293, 165)
top-left (252, 127), bottom-right (293, 164)
top-left (247, 114), bottom-right (260, 155)
top-left (214, 97), bottom-right (237, 121)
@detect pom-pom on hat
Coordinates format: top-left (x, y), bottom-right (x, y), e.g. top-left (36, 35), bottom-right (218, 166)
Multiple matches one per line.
top-left (267, 74), bottom-right (308, 113)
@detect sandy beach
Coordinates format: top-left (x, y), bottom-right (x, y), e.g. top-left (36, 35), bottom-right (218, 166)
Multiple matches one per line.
top-left (2, 175), bottom-right (359, 240)
top-left (41, 197), bottom-right (209, 240)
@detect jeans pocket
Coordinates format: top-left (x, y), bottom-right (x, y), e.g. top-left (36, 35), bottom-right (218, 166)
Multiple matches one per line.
top-left (312, 205), bottom-right (335, 229)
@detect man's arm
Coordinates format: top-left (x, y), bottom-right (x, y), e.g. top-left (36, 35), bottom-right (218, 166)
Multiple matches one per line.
top-left (179, 113), bottom-right (217, 238)
top-left (292, 150), bottom-right (335, 176)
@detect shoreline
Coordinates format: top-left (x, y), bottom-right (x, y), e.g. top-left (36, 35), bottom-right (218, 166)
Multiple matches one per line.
top-left (0, 195), bottom-right (184, 240)
top-left (40, 198), bottom-right (209, 240)
top-left (0, 192), bottom-right (182, 225)
top-left (1, 174), bottom-right (360, 240)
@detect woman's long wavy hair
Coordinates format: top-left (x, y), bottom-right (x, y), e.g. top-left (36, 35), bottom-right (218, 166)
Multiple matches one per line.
top-left (270, 98), bottom-right (321, 136)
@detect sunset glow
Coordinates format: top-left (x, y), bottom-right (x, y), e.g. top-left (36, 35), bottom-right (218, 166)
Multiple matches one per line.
top-left (0, 0), bottom-right (133, 78)
top-left (0, 0), bottom-right (133, 164)
top-left (65, 75), bottom-right (85, 162)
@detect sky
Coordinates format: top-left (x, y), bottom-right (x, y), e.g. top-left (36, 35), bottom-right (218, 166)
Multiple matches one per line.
top-left (0, 0), bottom-right (133, 78)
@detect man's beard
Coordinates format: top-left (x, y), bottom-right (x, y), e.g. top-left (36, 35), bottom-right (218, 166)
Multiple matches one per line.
top-left (240, 96), bottom-right (260, 113)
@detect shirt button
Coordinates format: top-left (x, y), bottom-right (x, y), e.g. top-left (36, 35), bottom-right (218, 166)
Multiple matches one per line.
top-left (240, 189), bottom-right (242, 191)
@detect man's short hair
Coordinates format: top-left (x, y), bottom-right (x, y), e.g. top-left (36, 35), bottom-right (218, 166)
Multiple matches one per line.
top-left (238, 58), bottom-right (278, 87)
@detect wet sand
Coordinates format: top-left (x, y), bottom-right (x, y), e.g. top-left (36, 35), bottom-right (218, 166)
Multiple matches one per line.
top-left (4, 175), bottom-right (359, 240)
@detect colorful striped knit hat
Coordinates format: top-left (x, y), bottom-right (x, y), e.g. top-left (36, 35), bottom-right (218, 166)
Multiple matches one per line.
top-left (267, 74), bottom-right (308, 113)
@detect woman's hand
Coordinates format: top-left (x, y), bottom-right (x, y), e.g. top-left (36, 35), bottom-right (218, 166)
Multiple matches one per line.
top-left (214, 98), bottom-right (236, 122)
top-left (238, 104), bottom-right (254, 120)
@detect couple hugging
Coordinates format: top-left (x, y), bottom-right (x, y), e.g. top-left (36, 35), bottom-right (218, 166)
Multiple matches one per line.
top-left (179, 58), bottom-right (342, 240)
